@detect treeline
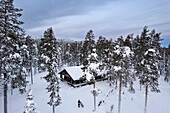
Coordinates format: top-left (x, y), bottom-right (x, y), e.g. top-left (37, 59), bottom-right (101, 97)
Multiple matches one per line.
top-left (38, 27), bottom-right (170, 113)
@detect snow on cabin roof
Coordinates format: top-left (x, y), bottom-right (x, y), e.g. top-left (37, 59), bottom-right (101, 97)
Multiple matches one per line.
top-left (64, 66), bottom-right (84, 80)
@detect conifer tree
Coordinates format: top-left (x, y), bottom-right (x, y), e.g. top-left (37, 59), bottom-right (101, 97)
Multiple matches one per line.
top-left (96, 36), bottom-right (108, 62)
top-left (70, 41), bottom-right (82, 66)
top-left (113, 44), bottom-right (134, 113)
top-left (140, 48), bottom-right (160, 113)
top-left (24, 89), bottom-right (38, 113)
top-left (40, 27), bottom-right (61, 113)
top-left (115, 36), bottom-right (124, 47)
top-left (134, 27), bottom-right (150, 76)
top-left (63, 43), bottom-right (72, 66)
top-left (0, 0), bottom-right (26, 113)
top-left (124, 34), bottom-right (134, 50)
top-left (96, 36), bottom-right (111, 79)
top-left (81, 31), bottom-right (101, 112)
top-left (84, 49), bottom-right (100, 112)
top-left (164, 46), bottom-right (170, 82)
top-left (25, 36), bottom-right (37, 84)
top-left (138, 28), bottom-right (162, 113)
top-left (81, 30), bottom-right (95, 66)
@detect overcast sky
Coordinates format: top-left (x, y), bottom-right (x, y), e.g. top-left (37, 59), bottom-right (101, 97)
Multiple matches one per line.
top-left (14, 0), bottom-right (170, 47)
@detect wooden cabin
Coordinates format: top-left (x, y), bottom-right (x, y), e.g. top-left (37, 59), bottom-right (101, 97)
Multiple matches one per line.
top-left (58, 66), bottom-right (86, 87)
top-left (58, 66), bottom-right (107, 87)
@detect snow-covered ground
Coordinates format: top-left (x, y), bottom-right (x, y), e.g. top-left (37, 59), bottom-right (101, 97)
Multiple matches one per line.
top-left (1, 72), bottom-right (170, 113)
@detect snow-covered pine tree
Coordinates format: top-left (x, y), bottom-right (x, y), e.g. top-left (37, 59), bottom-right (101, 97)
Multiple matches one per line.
top-left (56, 43), bottom-right (62, 70)
top-left (25, 36), bottom-right (37, 84)
top-left (38, 37), bottom-right (47, 73)
top-left (24, 89), bottom-right (38, 113)
top-left (70, 41), bottom-right (82, 66)
top-left (85, 48), bottom-right (100, 112)
top-left (57, 40), bottom-right (65, 66)
top-left (85, 49), bottom-right (99, 81)
top-left (81, 30), bottom-right (95, 66)
top-left (115, 36), bottom-right (124, 47)
top-left (134, 27), bottom-right (150, 76)
top-left (107, 37), bottom-right (125, 88)
top-left (33, 44), bottom-right (39, 75)
top-left (140, 48), bottom-right (160, 113)
top-left (112, 43), bottom-right (134, 113)
top-left (124, 34), bottom-right (136, 67)
top-left (82, 30), bottom-right (98, 81)
top-left (138, 28), bottom-right (162, 113)
top-left (76, 41), bottom-right (83, 65)
top-left (63, 43), bottom-right (72, 66)
top-left (124, 34), bottom-right (134, 50)
top-left (0, 0), bottom-right (27, 113)
top-left (99, 38), bottom-right (116, 86)
top-left (164, 45), bottom-right (170, 82)
top-left (81, 31), bottom-right (100, 112)
top-left (96, 36), bottom-right (113, 80)
top-left (133, 35), bottom-right (140, 69)
top-left (150, 29), bottom-right (162, 51)
top-left (40, 27), bottom-right (61, 113)
top-left (17, 36), bottom-right (30, 94)
top-left (10, 45), bottom-right (28, 94)
top-left (96, 36), bottom-right (109, 62)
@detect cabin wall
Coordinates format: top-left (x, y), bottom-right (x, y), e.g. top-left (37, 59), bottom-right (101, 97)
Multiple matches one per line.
top-left (59, 69), bottom-right (107, 87)
top-left (74, 79), bottom-right (84, 84)
top-left (60, 70), bottom-right (74, 84)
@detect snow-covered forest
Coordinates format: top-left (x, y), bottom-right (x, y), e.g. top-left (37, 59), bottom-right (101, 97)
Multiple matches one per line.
top-left (0, 0), bottom-right (170, 113)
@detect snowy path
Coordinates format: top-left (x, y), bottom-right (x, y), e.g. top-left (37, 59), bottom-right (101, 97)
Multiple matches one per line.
top-left (1, 72), bottom-right (170, 113)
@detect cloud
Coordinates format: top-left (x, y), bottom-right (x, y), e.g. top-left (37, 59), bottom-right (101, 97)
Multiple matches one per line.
top-left (15, 0), bottom-right (170, 43)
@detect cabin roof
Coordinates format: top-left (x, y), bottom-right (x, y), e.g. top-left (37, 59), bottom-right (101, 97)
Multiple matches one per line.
top-left (62, 66), bottom-right (84, 80)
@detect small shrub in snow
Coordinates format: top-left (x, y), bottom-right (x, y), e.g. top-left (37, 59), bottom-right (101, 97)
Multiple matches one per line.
top-left (24, 89), bottom-right (38, 113)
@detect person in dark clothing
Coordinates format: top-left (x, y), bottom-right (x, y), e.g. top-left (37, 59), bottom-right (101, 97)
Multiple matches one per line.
top-left (78, 100), bottom-right (81, 108)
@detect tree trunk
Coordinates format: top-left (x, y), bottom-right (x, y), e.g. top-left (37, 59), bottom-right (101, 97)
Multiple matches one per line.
top-left (125, 74), bottom-right (127, 88)
top-left (115, 78), bottom-right (118, 89)
top-left (4, 84), bottom-right (8, 113)
top-left (144, 85), bottom-right (148, 113)
top-left (53, 105), bottom-right (55, 113)
top-left (31, 60), bottom-right (33, 84)
top-left (118, 76), bottom-right (122, 113)
top-left (11, 86), bottom-right (13, 95)
top-left (34, 66), bottom-right (37, 75)
top-left (93, 81), bottom-right (96, 112)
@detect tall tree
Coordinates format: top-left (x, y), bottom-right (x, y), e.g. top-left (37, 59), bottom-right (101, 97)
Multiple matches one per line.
top-left (140, 49), bottom-right (160, 113)
top-left (96, 36), bottom-right (109, 62)
top-left (10, 36), bottom-right (28, 94)
top-left (40, 27), bottom-right (61, 113)
top-left (84, 49), bottom-right (100, 112)
top-left (63, 43), bottom-right (72, 66)
top-left (138, 28), bottom-right (162, 113)
top-left (113, 45), bottom-right (134, 113)
top-left (96, 36), bottom-right (111, 80)
top-left (164, 46), bottom-right (170, 82)
top-left (0, 0), bottom-right (26, 113)
top-left (134, 27), bottom-right (150, 76)
top-left (81, 30), bottom-right (95, 66)
top-left (69, 41), bottom-right (82, 66)
top-left (25, 36), bottom-right (37, 84)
